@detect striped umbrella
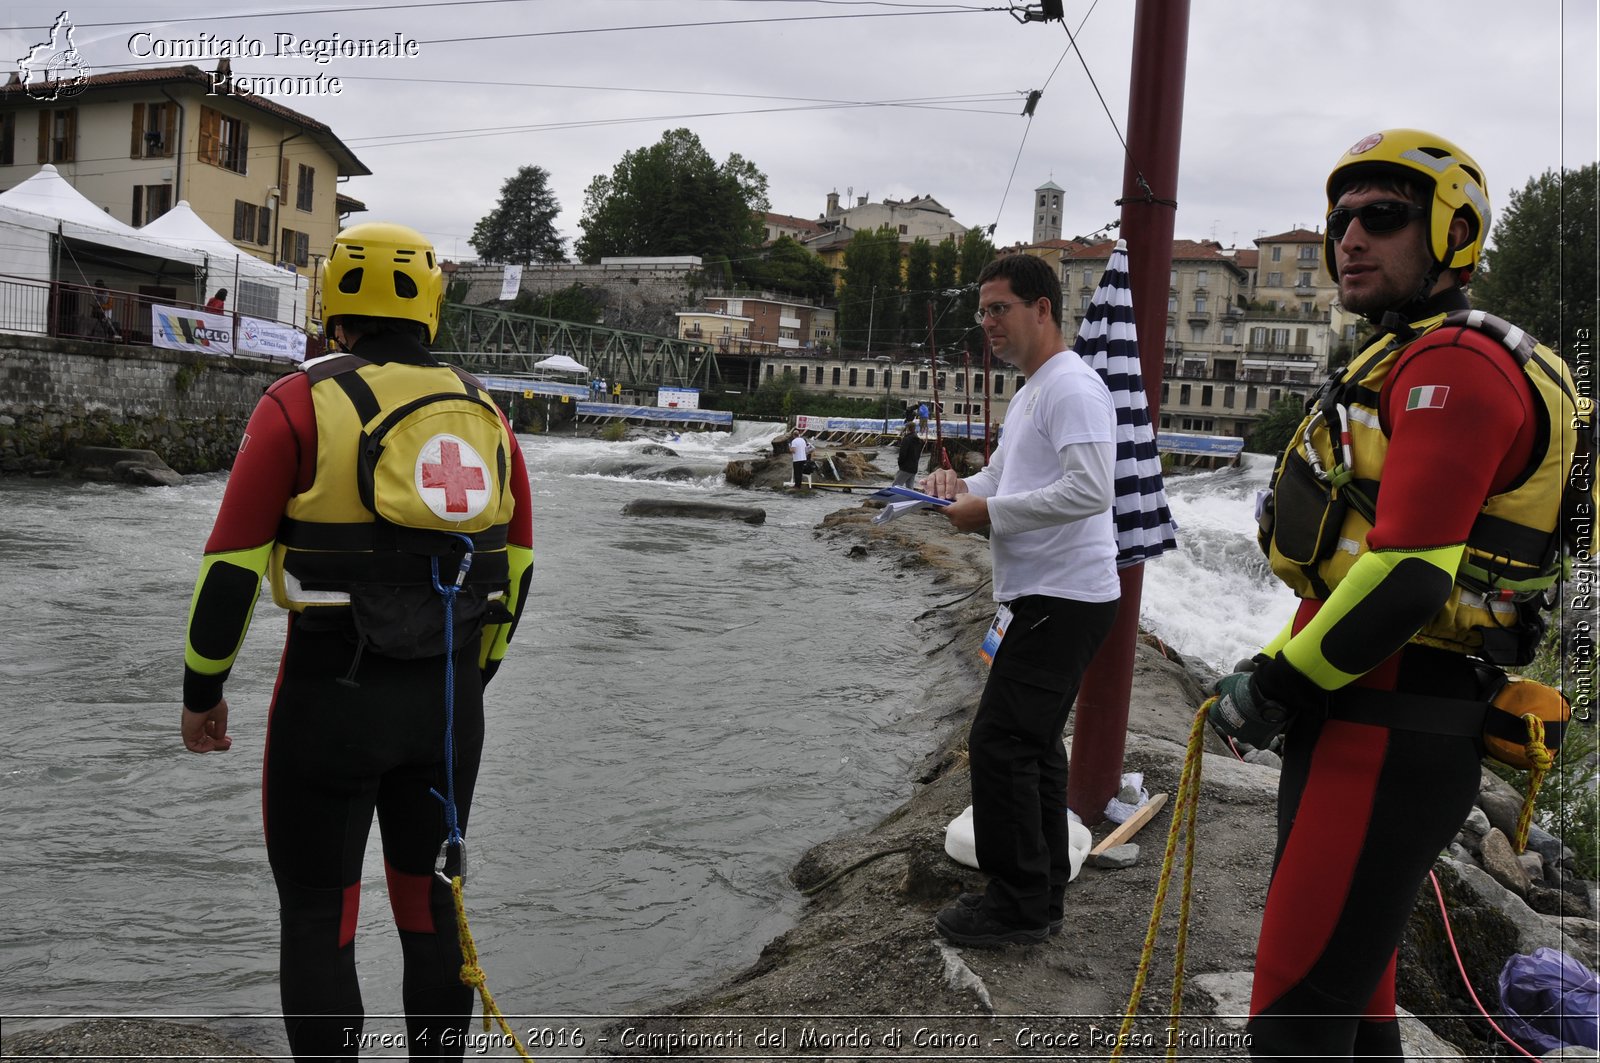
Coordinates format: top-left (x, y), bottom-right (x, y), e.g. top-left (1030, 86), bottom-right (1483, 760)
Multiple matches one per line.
top-left (1071, 239), bottom-right (1178, 568)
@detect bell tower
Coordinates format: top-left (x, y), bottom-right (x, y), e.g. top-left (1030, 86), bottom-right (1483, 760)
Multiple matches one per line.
top-left (1033, 180), bottom-right (1064, 244)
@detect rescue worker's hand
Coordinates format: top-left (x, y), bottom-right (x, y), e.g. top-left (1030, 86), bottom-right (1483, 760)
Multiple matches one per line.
top-left (182, 698), bottom-right (233, 753)
top-left (1207, 672), bottom-right (1290, 750)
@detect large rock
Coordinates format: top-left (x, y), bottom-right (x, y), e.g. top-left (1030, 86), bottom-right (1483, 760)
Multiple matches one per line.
top-left (1480, 827), bottom-right (1530, 897)
top-left (1477, 786), bottom-right (1526, 840)
top-left (66, 445), bottom-right (182, 486)
top-left (1400, 859), bottom-right (1526, 1052)
top-left (1477, 766), bottom-right (1527, 835)
top-left (621, 498), bottom-right (766, 524)
top-left (1434, 857), bottom-right (1590, 958)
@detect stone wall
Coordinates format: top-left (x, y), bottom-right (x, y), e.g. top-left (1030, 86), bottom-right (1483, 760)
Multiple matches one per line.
top-left (454, 261), bottom-right (703, 337)
top-left (0, 334), bottom-right (293, 475)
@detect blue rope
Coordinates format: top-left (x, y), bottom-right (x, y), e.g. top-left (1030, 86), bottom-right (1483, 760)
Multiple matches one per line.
top-left (429, 533), bottom-right (475, 881)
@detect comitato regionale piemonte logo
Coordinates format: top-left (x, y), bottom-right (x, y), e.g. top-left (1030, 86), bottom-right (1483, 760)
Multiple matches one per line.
top-left (17, 10), bottom-right (90, 101)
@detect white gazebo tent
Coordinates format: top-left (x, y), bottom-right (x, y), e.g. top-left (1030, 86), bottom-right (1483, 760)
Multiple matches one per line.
top-left (139, 201), bottom-right (307, 326)
top-left (533, 353), bottom-right (590, 375)
top-left (0, 165), bottom-right (209, 336)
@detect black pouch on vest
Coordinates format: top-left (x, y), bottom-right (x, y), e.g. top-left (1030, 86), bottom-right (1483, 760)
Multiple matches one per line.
top-left (348, 583), bottom-right (490, 660)
top-left (1270, 448), bottom-right (1348, 567)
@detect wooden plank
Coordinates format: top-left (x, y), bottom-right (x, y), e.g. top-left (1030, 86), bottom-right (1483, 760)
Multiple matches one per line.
top-left (1089, 792), bottom-right (1168, 856)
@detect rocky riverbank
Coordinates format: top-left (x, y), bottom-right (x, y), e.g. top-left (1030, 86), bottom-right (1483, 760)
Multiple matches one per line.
top-left (5, 499), bottom-right (1595, 1061)
top-left (594, 506), bottom-right (1598, 1060)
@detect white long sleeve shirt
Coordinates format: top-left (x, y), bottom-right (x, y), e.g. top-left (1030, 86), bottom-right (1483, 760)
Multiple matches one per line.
top-left (963, 349), bottom-right (1120, 603)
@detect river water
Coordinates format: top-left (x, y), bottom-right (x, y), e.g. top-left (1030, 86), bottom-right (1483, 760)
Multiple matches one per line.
top-left (0, 425), bottom-right (1286, 1044)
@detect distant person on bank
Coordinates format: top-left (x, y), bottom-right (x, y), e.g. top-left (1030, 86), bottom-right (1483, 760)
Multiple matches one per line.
top-left (892, 424), bottom-right (923, 488)
top-left (789, 428), bottom-right (815, 488)
top-left (204, 288), bottom-right (227, 313)
top-left (921, 253), bottom-right (1120, 948)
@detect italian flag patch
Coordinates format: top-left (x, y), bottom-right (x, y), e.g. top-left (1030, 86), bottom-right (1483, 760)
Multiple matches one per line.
top-left (1406, 385), bottom-right (1450, 410)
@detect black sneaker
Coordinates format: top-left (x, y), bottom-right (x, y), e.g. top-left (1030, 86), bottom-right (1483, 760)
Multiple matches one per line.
top-left (935, 902), bottom-right (1048, 948)
top-left (956, 891), bottom-right (1064, 936)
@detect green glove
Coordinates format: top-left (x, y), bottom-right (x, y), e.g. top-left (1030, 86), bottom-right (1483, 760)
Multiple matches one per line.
top-left (1208, 670), bottom-right (1292, 749)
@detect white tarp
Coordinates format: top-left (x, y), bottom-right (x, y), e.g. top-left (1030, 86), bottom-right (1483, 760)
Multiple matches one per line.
top-left (139, 201), bottom-right (306, 325)
top-left (534, 353), bottom-right (590, 374)
top-left (0, 165), bottom-right (208, 272)
top-left (150, 303), bottom-right (233, 355)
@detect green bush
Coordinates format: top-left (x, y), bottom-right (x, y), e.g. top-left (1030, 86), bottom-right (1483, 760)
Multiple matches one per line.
top-left (705, 372), bottom-right (890, 421)
top-left (599, 419), bottom-right (628, 442)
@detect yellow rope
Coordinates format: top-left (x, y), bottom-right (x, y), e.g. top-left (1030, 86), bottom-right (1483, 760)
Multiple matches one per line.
top-left (1512, 714), bottom-right (1553, 855)
top-left (449, 875), bottom-right (537, 1061)
top-left (1113, 699), bottom-right (1211, 1061)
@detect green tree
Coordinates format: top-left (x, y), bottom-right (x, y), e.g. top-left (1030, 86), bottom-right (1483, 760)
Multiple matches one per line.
top-left (951, 228), bottom-right (996, 355)
top-left (1473, 162), bottom-right (1597, 353)
top-left (836, 226), bottom-right (903, 353)
top-left (469, 165), bottom-right (565, 263)
top-left (510, 283), bottom-right (601, 323)
top-left (931, 236), bottom-right (962, 352)
top-left (901, 238), bottom-right (935, 344)
top-left (738, 236), bottom-right (834, 301)
top-left (576, 128), bottom-right (770, 266)
top-left (1245, 396), bottom-right (1310, 454)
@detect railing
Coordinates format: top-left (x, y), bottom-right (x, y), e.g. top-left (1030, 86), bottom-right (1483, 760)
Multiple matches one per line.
top-left (436, 302), bottom-right (724, 391)
top-left (0, 274), bottom-right (312, 355)
top-left (1244, 343), bottom-right (1316, 357)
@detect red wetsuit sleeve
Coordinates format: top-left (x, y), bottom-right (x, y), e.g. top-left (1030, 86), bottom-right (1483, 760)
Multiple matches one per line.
top-left (504, 410), bottom-right (533, 554)
top-left (182, 375), bottom-right (315, 708)
top-left (204, 376), bottom-right (315, 552)
top-left (1366, 333), bottom-right (1535, 552)
top-left (479, 412), bottom-right (533, 684)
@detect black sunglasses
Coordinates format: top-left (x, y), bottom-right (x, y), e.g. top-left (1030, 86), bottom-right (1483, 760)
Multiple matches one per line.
top-left (1326, 200), bottom-right (1426, 240)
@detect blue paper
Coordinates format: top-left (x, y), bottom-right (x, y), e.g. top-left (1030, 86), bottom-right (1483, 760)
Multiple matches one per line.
top-left (868, 486), bottom-right (952, 507)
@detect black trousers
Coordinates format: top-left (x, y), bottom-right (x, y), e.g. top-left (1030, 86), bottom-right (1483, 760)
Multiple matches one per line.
top-left (970, 594), bottom-right (1119, 927)
top-left (264, 614), bottom-right (485, 1061)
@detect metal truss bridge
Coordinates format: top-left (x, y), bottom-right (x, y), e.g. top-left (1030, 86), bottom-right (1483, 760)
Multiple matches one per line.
top-left (433, 303), bottom-right (724, 391)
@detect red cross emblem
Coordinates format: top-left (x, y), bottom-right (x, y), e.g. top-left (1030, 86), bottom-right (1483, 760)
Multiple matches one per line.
top-left (416, 435), bottom-right (489, 519)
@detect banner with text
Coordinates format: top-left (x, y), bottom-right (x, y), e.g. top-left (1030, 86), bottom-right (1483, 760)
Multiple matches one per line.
top-left (237, 316), bottom-right (306, 361)
top-left (499, 265), bottom-right (524, 301)
top-left (150, 305), bottom-right (233, 356)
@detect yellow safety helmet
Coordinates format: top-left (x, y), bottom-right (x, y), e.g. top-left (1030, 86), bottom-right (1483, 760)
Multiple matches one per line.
top-left (321, 221), bottom-right (444, 341)
top-left (1324, 128), bottom-right (1491, 283)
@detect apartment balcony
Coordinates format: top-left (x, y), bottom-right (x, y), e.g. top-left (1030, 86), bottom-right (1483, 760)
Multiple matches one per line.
top-left (1242, 305), bottom-right (1332, 324)
top-left (1244, 344), bottom-right (1317, 358)
top-left (1186, 309), bottom-right (1212, 327)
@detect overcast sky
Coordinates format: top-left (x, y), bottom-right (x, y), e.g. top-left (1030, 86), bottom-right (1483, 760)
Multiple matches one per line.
top-left (8, 1), bottom-right (1597, 263)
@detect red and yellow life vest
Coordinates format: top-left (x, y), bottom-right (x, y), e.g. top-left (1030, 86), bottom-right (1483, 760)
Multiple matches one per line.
top-left (267, 354), bottom-right (517, 611)
top-left (1261, 309), bottom-right (1586, 664)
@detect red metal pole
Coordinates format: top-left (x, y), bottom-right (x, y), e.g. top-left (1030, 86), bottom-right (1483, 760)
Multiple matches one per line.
top-left (983, 334), bottom-right (993, 460)
top-left (1068, 0), bottom-right (1189, 825)
top-left (927, 300), bottom-right (950, 468)
top-left (964, 349), bottom-right (972, 444)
